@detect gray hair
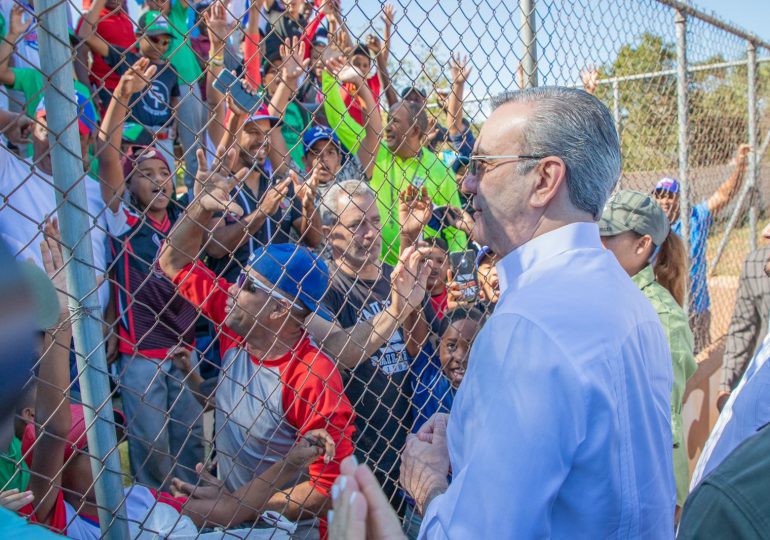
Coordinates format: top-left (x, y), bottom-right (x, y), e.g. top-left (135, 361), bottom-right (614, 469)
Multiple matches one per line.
top-left (492, 87), bottom-right (621, 219)
top-left (319, 179), bottom-right (377, 226)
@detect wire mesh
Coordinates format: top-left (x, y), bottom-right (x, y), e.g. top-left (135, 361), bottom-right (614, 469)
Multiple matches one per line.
top-left (0, 0), bottom-right (767, 538)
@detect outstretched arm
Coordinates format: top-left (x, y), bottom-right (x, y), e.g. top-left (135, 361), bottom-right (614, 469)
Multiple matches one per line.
top-left (378, 4), bottom-right (399, 108)
top-left (28, 220), bottom-right (73, 524)
top-left (448, 53), bottom-right (471, 138)
top-left (0, 5), bottom-right (31, 87)
top-left (77, 0), bottom-right (110, 58)
top-left (97, 58), bottom-right (158, 212)
top-left (707, 144), bottom-right (751, 215)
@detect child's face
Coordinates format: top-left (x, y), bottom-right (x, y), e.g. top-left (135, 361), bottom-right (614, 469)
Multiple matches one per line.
top-left (425, 246), bottom-right (449, 295)
top-left (139, 33), bottom-right (171, 61)
top-left (477, 258), bottom-right (500, 304)
top-left (439, 318), bottom-right (479, 388)
top-left (127, 158), bottom-right (173, 213)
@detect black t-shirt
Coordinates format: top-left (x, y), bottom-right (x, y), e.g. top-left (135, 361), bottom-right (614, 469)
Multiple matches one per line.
top-left (322, 264), bottom-right (412, 502)
top-left (206, 172), bottom-right (302, 282)
top-left (103, 47), bottom-right (180, 128)
top-left (262, 6), bottom-right (305, 64)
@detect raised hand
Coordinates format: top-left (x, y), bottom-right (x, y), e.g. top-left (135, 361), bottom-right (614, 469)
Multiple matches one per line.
top-left (381, 3), bottom-right (395, 32)
top-left (204, 1), bottom-right (230, 47)
top-left (450, 53), bottom-right (471, 85)
top-left (580, 65), bottom-right (599, 95)
top-left (325, 54), bottom-right (365, 87)
top-left (390, 245), bottom-right (432, 316)
top-left (366, 34), bottom-right (382, 55)
top-left (735, 143), bottom-right (752, 169)
top-left (194, 148), bottom-right (246, 215)
top-left (288, 429), bottom-right (336, 468)
top-left (257, 177), bottom-right (292, 218)
top-left (291, 169), bottom-right (319, 212)
top-left (279, 36), bottom-right (310, 84)
top-left (9, 3), bottom-right (32, 37)
top-left (40, 218), bottom-right (69, 319)
top-left (398, 185), bottom-right (432, 240)
top-left (116, 57), bottom-right (158, 99)
top-left (1, 112), bottom-right (33, 145)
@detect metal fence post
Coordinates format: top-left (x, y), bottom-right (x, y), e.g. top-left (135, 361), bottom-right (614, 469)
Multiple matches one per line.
top-left (36, 0), bottom-right (129, 537)
top-left (612, 79), bottom-right (621, 187)
top-left (675, 9), bottom-right (690, 316)
top-left (520, 0), bottom-right (537, 87)
top-left (747, 41), bottom-right (758, 251)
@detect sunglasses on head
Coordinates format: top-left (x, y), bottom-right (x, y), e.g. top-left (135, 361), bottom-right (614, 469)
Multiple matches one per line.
top-left (236, 272), bottom-right (306, 314)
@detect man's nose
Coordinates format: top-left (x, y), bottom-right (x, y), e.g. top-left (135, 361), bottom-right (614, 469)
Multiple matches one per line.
top-left (462, 173), bottom-right (479, 194)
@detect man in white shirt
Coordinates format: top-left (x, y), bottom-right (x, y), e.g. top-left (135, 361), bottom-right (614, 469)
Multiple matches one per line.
top-left (0, 107), bottom-right (109, 310)
top-left (398, 87), bottom-right (676, 538)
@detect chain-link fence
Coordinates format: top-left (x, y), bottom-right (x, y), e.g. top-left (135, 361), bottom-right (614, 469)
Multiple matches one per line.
top-left (0, 0), bottom-right (767, 537)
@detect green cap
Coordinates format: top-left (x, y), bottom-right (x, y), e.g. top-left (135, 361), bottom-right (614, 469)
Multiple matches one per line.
top-left (20, 261), bottom-right (60, 330)
top-left (598, 190), bottom-right (670, 246)
top-left (138, 11), bottom-right (173, 37)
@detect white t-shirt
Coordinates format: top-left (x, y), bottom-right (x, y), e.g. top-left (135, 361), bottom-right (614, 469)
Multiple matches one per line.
top-left (0, 146), bottom-right (110, 310)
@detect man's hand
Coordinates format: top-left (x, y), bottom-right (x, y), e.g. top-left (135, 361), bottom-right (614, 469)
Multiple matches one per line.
top-left (171, 462), bottom-right (226, 501)
top-left (256, 177), bottom-right (292, 219)
top-left (1, 112), bottom-right (33, 146)
top-left (330, 456), bottom-right (406, 540)
top-left (40, 218), bottom-right (70, 320)
top-left (400, 413), bottom-right (450, 515)
top-left (279, 36), bottom-right (310, 85)
top-left (735, 143), bottom-right (751, 170)
top-left (115, 57), bottom-right (158, 100)
top-left (288, 429), bottom-right (335, 468)
top-left (325, 55), bottom-right (365, 88)
top-left (580, 65), bottom-right (599, 95)
top-left (194, 148), bottom-right (246, 216)
top-left (291, 169), bottom-right (319, 213)
top-left (450, 53), bottom-right (471, 85)
top-left (0, 489), bottom-right (34, 511)
top-left (204, 1), bottom-right (230, 49)
top-left (446, 270), bottom-right (472, 310)
top-left (390, 245), bottom-right (432, 318)
top-left (398, 185), bottom-right (431, 242)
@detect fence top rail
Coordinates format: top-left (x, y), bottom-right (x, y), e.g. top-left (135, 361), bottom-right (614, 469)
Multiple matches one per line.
top-left (656, 0), bottom-right (770, 49)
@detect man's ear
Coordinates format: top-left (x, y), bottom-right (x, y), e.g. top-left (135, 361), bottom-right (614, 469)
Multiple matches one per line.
top-left (530, 156), bottom-right (568, 209)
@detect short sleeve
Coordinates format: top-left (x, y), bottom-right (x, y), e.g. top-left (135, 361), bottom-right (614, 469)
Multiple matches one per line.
top-left (282, 347), bottom-right (355, 496)
top-left (171, 261), bottom-right (230, 327)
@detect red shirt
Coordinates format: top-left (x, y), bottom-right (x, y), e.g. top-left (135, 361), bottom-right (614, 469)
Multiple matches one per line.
top-left (77, 9), bottom-right (135, 94)
top-left (430, 289), bottom-right (449, 320)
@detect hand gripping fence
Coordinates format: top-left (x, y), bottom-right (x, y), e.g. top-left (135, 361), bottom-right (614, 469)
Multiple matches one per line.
top-left (0, 0), bottom-right (767, 538)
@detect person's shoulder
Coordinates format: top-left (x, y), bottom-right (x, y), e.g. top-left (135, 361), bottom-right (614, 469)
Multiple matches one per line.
top-left (644, 280), bottom-right (685, 318)
top-left (290, 336), bottom-right (339, 380)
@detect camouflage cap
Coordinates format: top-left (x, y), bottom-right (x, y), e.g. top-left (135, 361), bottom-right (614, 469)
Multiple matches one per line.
top-left (598, 190), bottom-right (670, 246)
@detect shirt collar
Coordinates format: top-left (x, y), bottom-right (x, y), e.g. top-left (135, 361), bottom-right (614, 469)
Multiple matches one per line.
top-left (631, 265), bottom-right (655, 291)
top-left (497, 222), bottom-right (603, 293)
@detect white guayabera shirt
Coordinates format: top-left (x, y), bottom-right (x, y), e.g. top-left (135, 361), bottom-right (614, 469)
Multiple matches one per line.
top-left (419, 222), bottom-right (676, 539)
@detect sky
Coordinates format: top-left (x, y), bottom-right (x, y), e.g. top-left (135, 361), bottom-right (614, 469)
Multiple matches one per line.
top-left (343, 0), bottom-right (770, 120)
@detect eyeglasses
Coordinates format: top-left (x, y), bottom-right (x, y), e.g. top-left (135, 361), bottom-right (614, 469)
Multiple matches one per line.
top-left (468, 154), bottom-right (546, 178)
top-left (236, 272), bottom-right (305, 313)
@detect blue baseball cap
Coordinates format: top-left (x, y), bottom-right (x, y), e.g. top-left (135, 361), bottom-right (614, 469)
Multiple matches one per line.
top-left (246, 244), bottom-right (334, 321)
top-left (654, 177), bottom-right (679, 194)
top-left (303, 125), bottom-right (341, 155)
top-left (475, 246), bottom-right (494, 271)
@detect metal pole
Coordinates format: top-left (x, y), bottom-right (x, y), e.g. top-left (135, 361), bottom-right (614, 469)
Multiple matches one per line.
top-left (675, 9), bottom-right (690, 316)
top-left (612, 79), bottom-right (621, 188)
top-left (710, 127), bottom-right (770, 274)
top-left (520, 0), bottom-right (537, 87)
top-left (36, 0), bottom-right (129, 538)
top-left (747, 42), bottom-right (758, 252)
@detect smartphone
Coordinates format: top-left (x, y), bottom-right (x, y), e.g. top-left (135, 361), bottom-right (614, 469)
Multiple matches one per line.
top-left (449, 250), bottom-right (479, 303)
top-left (213, 69), bottom-right (263, 114)
top-left (428, 205), bottom-right (462, 231)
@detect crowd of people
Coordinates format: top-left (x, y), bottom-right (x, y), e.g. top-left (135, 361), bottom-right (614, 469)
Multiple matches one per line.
top-left (0, 0), bottom-right (765, 538)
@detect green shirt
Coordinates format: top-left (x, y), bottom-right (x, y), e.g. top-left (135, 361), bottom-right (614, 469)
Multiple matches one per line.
top-left (281, 101), bottom-right (309, 170)
top-left (9, 68), bottom-right (93, 118)
top-left (0, 437), bottom-right (29, 492)
top-left (633, 265), bottom-right (697, 506)
top-left (165, 0), bottom-right (203, 85)
top-left (678, 423), bottom-right (770, 539)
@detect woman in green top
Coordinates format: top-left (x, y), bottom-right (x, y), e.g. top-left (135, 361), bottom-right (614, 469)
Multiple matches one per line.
top-left (598, 189), bottom-right (697, 514)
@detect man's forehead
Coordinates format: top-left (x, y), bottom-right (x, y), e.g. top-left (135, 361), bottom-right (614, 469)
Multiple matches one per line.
top-left (338, 193), bottom-right (377, 219)
top-left (477, 101), bottom-right (531, 153)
